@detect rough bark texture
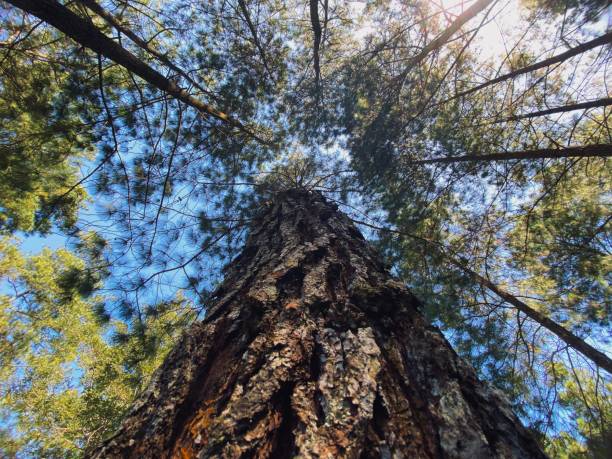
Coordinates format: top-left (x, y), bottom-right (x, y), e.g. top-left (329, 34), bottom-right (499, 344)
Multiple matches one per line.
top-left (91, 189), bottom-right (546, 458)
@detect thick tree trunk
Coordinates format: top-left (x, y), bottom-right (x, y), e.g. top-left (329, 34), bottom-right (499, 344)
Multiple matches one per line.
top-left (91, 189), bottom-right (546, 458)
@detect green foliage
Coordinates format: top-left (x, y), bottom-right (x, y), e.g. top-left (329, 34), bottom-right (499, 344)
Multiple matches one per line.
top-left (0, 18), bottom-right (96, 234)
top-left (0, 239), bottom-right (194, 456)
top-left (521, 0), bottom-right (609, 23)
top-left (507, 159), bottom-right (611, 330)
top-left (542, 363), bottom-right (612, 458)
top-left (0, 0), bottom-right (610, 456)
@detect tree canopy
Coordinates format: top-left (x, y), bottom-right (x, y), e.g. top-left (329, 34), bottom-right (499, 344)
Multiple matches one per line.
top-left (0, 0), bottom-right (610, 456)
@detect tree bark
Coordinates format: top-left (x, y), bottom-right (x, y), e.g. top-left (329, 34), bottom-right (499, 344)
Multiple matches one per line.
top-left (91, 189), bottom-right (546, 458)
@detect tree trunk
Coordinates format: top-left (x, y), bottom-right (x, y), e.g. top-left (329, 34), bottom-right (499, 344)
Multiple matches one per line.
top-left (6, 0), bottom-right (269, 145)
top-left (446, 31), bottom-right (612, 101)
top-left (78, 0), bottom-right (215, 99)
top-left (91, 189), bottom-right (546, 458)
top-left (491, 97), bottom-right (612, 124)
top-left (412, 144), bottom-right (612, 164)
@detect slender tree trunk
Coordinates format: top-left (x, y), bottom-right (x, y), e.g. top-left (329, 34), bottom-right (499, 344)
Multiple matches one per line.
top-left (446, 257), bottom-right (612, 374)
top-left (310, 0), bottom-right (322, 90)
top-left (491, 97), bottom-right (612, 124)
top-left (445, 31), bottom-right (612, 101)
top-left (77, 0), bottom-right (215, 99)
top-left (6, 0), bottom-right (269, 144)
top-left (237, 0), bottom-right (273, 80)
top-left (412, 144), bottom-right (612, 164)
top-left (91, 189), bottom-right (546, 458)
top-left (400, 0), bottom-right (494, 76)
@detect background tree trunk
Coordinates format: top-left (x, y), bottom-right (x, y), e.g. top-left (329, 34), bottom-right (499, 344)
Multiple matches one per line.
top-left (91, 189), bottom-right (546, 458)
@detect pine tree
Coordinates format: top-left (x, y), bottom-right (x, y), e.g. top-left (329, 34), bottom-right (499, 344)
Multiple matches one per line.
top-left (1, 0), bottom-right (609, 456)
top-left (91, 189), bottom-right (545, 458)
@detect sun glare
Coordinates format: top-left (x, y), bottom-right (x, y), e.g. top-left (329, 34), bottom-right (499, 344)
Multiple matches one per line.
top-left (437, 0), bottom-right (524, 60)
top-left (350, 0), bottom-right (526, 60)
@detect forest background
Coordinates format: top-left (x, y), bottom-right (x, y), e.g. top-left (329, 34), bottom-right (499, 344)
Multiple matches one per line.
top-left (0, 0), bottom-right (610, 457)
